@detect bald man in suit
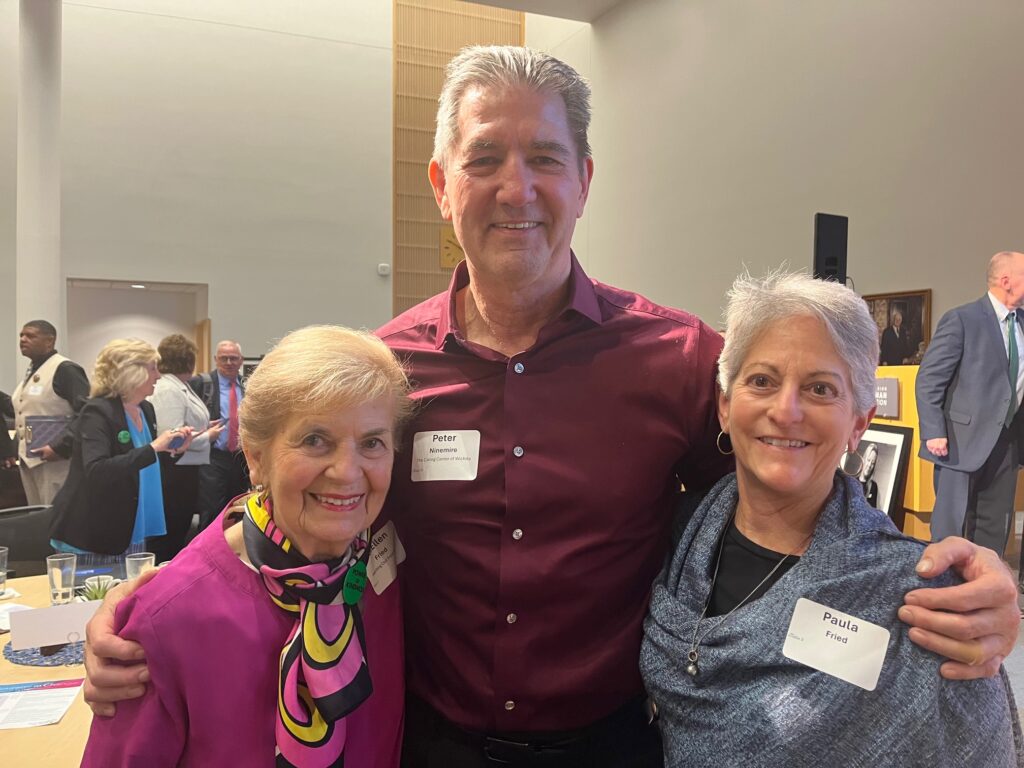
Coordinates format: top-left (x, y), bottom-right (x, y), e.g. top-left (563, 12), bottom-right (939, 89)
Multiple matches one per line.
top-left (917, 251), bottom-right (1024, 577)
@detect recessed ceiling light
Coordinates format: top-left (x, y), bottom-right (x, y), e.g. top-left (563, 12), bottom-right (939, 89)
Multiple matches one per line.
top-left (130, 284), bottom-right (146, 289)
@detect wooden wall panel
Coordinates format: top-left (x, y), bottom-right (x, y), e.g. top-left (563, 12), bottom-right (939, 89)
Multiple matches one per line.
top-left (393, 0), bottom-right (523, 316)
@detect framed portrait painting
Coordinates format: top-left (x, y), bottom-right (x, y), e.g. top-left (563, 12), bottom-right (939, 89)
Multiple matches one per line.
top-left (863, 290), bottom-right (932, 366)
top-left (838, 423), bottom-right (914, 529)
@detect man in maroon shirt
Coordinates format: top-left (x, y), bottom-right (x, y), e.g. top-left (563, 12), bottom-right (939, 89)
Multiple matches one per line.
top-left (83, 46), bottom-right (1020, 767)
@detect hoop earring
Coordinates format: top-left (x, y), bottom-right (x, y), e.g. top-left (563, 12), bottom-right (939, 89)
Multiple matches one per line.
top-left (716, 431), bottom-right (734, 456)
top-left (840, 450), bottom-right (863, 477)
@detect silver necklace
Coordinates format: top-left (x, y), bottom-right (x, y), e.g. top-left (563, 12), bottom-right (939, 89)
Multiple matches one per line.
top-left (685, 517), bottom-right (813, 678)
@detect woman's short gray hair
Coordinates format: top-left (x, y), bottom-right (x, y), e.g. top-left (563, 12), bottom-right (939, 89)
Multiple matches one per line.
top-left (433, 45), bottom-right (591, 171)
top-left (717, 271), bottom-right (880, 415)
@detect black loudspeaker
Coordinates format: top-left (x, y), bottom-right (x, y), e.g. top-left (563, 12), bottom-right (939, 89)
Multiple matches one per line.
top-left (813, 213), bottom-right (848, 283)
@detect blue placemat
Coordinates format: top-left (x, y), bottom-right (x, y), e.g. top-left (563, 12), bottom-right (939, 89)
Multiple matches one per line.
top-left (3, 639), bottom-right (84, 667)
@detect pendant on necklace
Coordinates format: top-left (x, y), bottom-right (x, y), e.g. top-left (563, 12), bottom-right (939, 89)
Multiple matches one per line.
top-left (685, 650), bottom-right (699, 677)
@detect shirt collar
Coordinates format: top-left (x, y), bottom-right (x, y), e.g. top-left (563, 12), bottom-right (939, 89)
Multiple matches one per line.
top-left (988, 291), bottom-right (1018, 322)
top-left (435, 252), bottom-right (603, 351)
top-left (27, 349), bottom-right (58, 376)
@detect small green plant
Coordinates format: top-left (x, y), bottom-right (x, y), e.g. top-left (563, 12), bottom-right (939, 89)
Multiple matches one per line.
top-left (80, 578), bottom-right (118, 601)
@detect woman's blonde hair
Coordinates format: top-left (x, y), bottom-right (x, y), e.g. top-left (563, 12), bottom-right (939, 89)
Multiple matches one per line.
top-left (239, 325), bottom-right (413, 454)
top-left (91, 339), bottom-right (160, 399)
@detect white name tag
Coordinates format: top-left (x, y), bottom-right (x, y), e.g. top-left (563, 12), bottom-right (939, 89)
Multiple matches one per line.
top-left (367, 521), bottom-right (405, 596)
top-left (782, 597), bottom-right (890, 691)
top-left (411, 430), bottom-right (480, 482)
top-left (26, 385), bottom-right (43, 396)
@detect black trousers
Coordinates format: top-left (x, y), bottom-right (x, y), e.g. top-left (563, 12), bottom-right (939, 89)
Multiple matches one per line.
top-left (147, 457), bottom-right (199, 563)
top-left (197, 448), bottom-right (249, 531)
top-left (401, 694), bottom-right (664, 768)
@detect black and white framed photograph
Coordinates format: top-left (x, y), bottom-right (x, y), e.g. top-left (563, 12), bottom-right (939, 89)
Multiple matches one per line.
top-left (242, 356), bottom-right (263, 381)
top-left (839, 423), bottom-right (914, 528)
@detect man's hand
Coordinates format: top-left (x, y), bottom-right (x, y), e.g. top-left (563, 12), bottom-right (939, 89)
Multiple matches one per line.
top-left (926, 438), bottom-right (949, 458)
top-left (83, 569), bottom-right (160, 716)
top-left (899, 537), bottom-right (1018, 679)
top-left (30, 444), bottom-right (59, 462)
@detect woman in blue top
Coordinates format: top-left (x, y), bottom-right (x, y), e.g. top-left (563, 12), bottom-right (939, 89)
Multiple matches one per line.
top-left (50, 338), bottom-right (193, 578)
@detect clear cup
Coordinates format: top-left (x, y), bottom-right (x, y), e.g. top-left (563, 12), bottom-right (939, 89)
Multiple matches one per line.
top-left (0, 546), bottom-right (8, 595)
top-left (46, 553), bottom-right (76, 605)
top-left (125, 552), bottom-right (156, 581)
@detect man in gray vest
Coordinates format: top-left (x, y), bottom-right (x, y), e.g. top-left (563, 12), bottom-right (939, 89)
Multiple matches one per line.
top-left (12, 320), bottom-right (90, 505)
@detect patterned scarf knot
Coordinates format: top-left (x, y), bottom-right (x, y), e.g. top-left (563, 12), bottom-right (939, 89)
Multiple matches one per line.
top-left (243, 493), bottom-right (372, 768)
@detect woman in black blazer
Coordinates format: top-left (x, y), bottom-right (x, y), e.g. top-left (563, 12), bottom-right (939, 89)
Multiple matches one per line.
top-left (49, 339), bottom-right (193, 579)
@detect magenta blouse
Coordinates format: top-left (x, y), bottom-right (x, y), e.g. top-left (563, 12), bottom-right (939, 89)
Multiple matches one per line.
top-left (81, 512), bottom-right (404, 767)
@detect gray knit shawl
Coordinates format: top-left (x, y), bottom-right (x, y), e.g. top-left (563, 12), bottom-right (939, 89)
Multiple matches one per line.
top-left (641, 473), bottom-right (1024, 768)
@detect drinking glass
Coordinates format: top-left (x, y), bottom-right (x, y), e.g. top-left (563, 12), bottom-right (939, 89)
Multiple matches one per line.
top-left (0, 546), bottom-right (8, 595)
top-left (46, 553), bottom-right (77, 604)
top-left (125, 552), bottom-right (156, 581)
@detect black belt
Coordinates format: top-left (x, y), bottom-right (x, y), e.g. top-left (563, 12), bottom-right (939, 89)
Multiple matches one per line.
top-left (407, 694), bottom-right (654, 765)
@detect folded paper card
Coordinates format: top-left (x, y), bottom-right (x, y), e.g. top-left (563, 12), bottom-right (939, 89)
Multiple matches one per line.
top-left (9, 600), bottom-right (100, 650)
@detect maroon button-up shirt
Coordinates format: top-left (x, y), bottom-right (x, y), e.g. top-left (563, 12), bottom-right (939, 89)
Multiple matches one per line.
top-left (377, 255), bottom-right (731, 733)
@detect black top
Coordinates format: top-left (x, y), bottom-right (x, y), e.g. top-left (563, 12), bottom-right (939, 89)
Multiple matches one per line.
top-left (49, 397), bottom-right (160, 554)
top-left (707, 521), bottom-right (799, 617)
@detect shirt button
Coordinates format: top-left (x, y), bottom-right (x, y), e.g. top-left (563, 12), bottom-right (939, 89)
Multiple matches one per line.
top-left (512, 528), bottom-right (523, 541)
top-left (513, 446), bottom-right (524, 457)
top-left (504, 700), bottom-right (516, 711)
top-left (513, 362), bottom-right (525, 374)
top-left (506, 612), bottom-right (517, 624)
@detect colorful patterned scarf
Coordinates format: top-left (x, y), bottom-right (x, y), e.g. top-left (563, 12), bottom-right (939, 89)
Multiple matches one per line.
top-left (242, 493), bottom-right (372, 768)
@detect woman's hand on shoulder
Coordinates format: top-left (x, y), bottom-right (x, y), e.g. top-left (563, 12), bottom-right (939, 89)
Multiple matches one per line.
top-left (898, 537), bottom-right (1018, 679)
top-left (84, 569), bottom-right (161, 716)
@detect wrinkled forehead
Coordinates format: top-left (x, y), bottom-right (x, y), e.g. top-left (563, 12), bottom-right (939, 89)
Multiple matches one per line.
top-left (456, 84), bottom-right (571, 142)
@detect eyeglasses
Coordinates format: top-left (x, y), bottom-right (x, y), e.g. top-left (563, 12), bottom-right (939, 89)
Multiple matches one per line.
top-left (217, 356), bottom-right (242, 363)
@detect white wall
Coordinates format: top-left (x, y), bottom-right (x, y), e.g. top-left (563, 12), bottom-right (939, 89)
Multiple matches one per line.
top-left (67, 284), bottom-right (200, 377)
top-left (0, 0), bottom-right (18, 389)
top-left (6, 1), bottom-right (393, 380)
top-left (530, 0), bottom-right (1024, 330)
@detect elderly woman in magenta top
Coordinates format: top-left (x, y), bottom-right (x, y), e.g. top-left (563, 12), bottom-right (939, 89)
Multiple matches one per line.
top-left (82, 326), bottom-right (410, 768)
top-left (642, 273), bottom-right (1023, 767)
top-left (49, 339), bottom-right (194, 576)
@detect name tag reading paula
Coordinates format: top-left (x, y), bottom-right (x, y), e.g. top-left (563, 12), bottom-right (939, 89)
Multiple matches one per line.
top-left (782, 597), bottom-right (890, 691)
top-left (411, 430), bottom-right (480, 482)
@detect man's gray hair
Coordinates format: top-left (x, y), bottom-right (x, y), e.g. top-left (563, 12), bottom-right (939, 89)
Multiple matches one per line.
top-left (987, 251), bottom-right (1023, 286)
top-left (433, 45), bottom-right (591, 171)
top-left (717, 271), bottom-right (880, 415)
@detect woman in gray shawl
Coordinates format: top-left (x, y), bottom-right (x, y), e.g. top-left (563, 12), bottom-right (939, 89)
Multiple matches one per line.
top-left (642, 272), bottom-right (1023, 767)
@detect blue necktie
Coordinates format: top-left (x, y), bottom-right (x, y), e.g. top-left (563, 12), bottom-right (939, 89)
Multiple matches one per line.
top-left (1006, 311), bottom-right (1019, 427)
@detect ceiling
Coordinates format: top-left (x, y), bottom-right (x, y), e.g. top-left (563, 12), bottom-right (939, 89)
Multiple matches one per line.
top-left (472, 0), bottom-right (624, 23)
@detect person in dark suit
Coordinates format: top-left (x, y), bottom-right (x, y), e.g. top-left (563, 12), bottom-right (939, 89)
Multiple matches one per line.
top-left (189, 340), bottom-right (248, 531)
top-left (916, 251), bottom-right (1024, 575)
top-left (49, 339), bottom-right (193, 578)
top-left (880, 310), bottom-right (911, 365)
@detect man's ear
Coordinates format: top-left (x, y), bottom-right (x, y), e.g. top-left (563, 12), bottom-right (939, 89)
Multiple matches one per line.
top-left (428, 160), bottom-right (452, 221)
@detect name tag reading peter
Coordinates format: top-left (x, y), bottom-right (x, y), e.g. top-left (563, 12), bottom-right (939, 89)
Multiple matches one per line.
top-left (411, 430), bottom-right (480, 482)
top-left (782, 597), bottom-right (890, 691)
